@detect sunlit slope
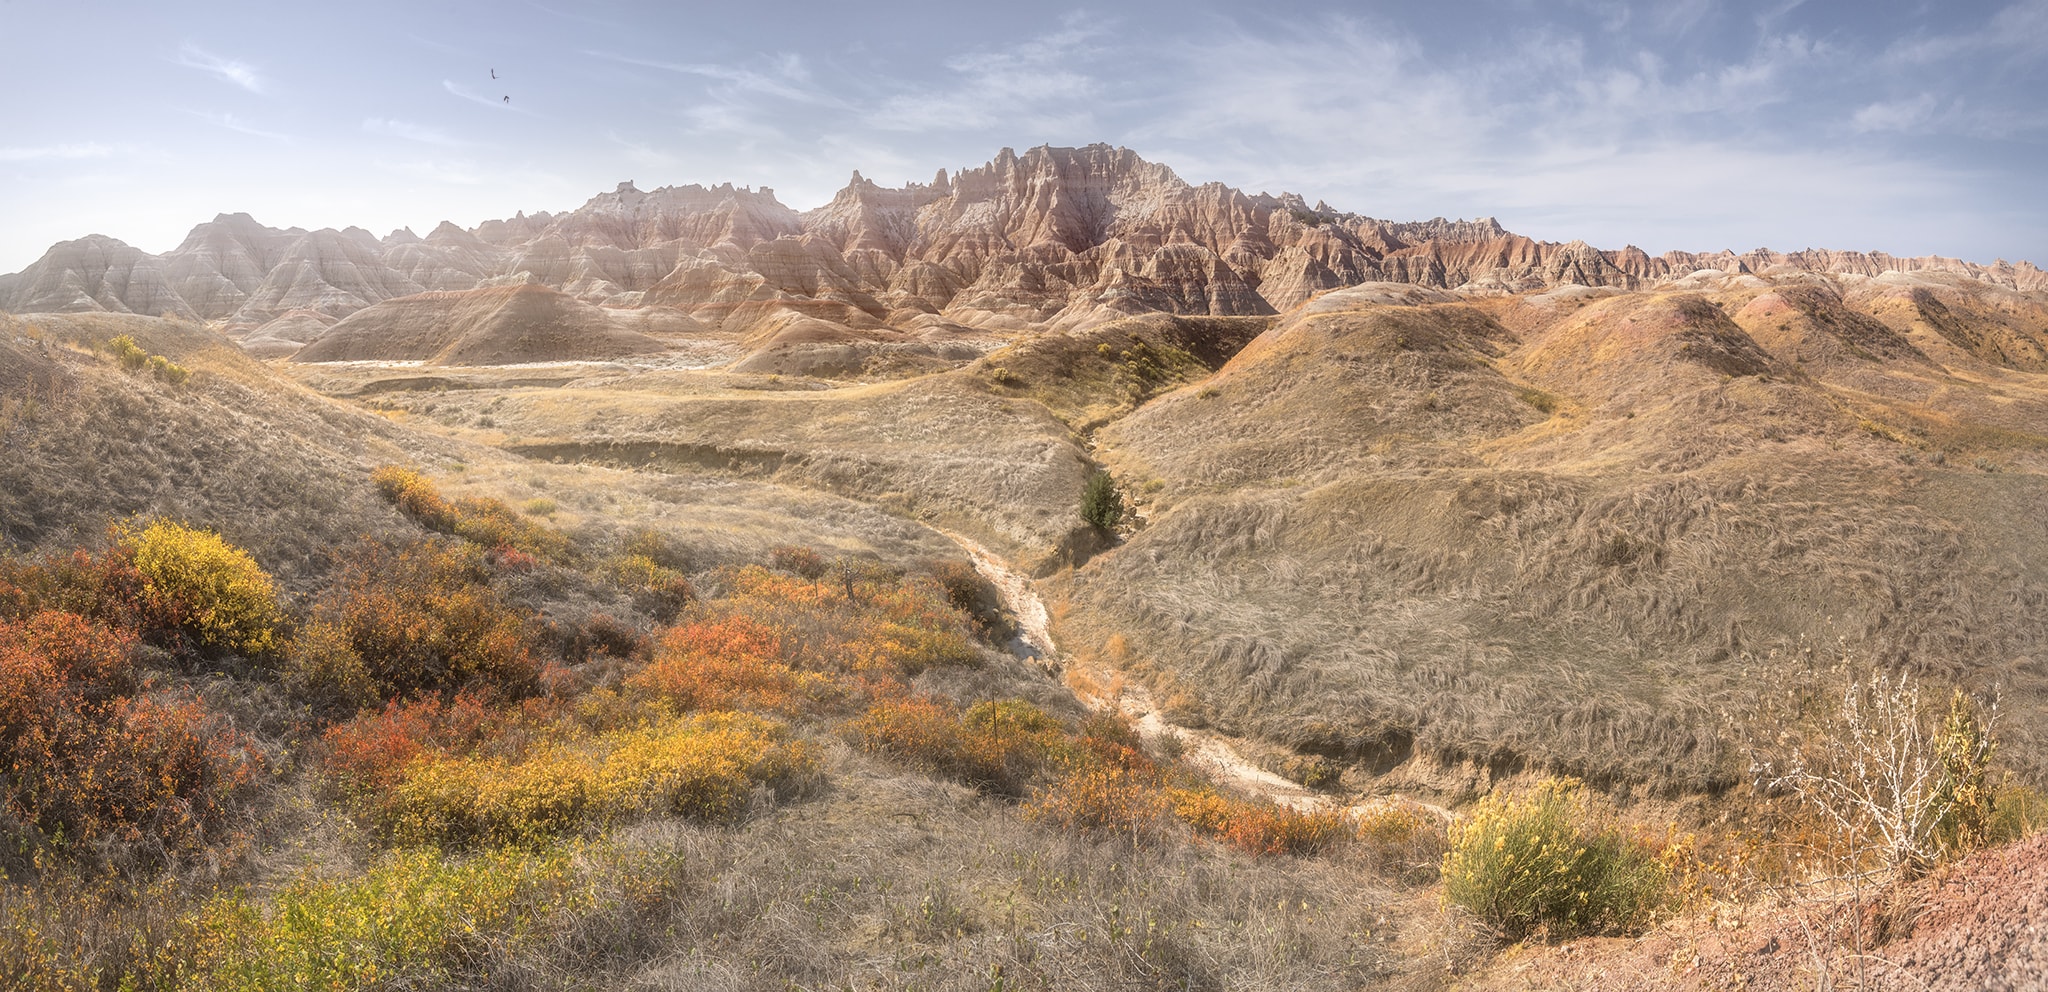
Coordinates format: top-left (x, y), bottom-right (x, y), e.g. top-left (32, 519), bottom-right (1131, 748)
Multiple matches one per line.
top-left (0, 312), bottom-right (418, 586)
top-left (1052, 286), bottom-right (2048, 789)
top-left (352, 369), bottom-right (1100, 573)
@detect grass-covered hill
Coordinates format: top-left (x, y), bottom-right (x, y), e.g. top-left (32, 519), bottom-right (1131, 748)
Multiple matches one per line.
top-left (2, 263), bottom-right (2045, 990)
top-left (1047, 274), bottom-right (2048, 792)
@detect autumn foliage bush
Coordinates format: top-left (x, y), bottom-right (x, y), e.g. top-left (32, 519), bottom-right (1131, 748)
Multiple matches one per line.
top-left (124, 520), bottom-right (284, 655)
top-left (366, 712), bottom-right (818, 846)
top-left (627, 614), bottom-right (840, 716)
top-left (285, 539), bottom-right (540, 708)
top-left (852, 696), bottom-right (1064, 795)
top-left (0, 521), bottom-right (284, 659)
top-left (321, 691), bottom-right (505, 796)
top-left (372, 465), bottom-right (568, 560)
top-left (1167, 786), bottom-right (1351, 856)
top-left (0, 610), bottom-right (257, 857)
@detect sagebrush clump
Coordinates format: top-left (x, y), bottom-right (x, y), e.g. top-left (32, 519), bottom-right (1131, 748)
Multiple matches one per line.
top-left (1441, 778), bottom-right (1671, 941)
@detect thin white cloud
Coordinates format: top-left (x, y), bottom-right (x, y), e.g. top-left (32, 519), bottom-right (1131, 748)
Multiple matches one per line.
top-left (1886, 0), bottom-right (2048, 64)
top-left (0, 143), bottom-right (119, 162)
top-left (185, 110), bottom-right (290, 141)
top-left (175, 45), bottom-right (263, 94)
top-left (443, 79), bottom-right (529, 113)
top-left (1852, 94), bottom-right (1939, 133)
top-left (582, 50), bottom-right (843, 107)
top-left (864, 20), bottom-right (1113, 133)
top-left (606, 132), bottom-right (679, 170)
top-left (364, 118), bottom-right (463, 146)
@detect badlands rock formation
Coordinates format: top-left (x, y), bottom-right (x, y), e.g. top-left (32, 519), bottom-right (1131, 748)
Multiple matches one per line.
top-left (3, 144), bottom-right (2042, 368)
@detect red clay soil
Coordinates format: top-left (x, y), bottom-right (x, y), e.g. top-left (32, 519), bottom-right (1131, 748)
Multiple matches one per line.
top-left (1460, 834), bottom-right (2047, 992)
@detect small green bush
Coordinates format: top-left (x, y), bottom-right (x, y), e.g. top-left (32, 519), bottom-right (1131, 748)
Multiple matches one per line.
top-left (191, 845), bottom-right (589, 991)
top-left (107, 335), bottom-right (149, 371)
top-left (145, 354), bottom-right (189, 385)
top-left (1441, 778), bottom-right (1670, 941)
top-left (1080, 470), bottom-right (1124, 532)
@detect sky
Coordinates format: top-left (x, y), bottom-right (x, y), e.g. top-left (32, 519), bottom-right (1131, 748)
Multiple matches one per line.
top-left (2, 0), bottom-right (2044, 275)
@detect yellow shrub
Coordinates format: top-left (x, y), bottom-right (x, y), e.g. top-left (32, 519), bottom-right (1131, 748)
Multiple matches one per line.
top-left (371, 465), bottom-right (458, 532)
top-left (373, 712), bottom-right (818, 845)
top-left (125, 520), bottom-right (282, 655)
top-left (145, 354), bottom-right (189, 385)
top-left (1441, 778), bottom-right (1670, 941)
top-left (107, 334), bottom-right (149, 371)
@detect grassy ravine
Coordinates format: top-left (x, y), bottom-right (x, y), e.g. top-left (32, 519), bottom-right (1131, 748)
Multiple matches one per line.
top-left (0, 470), bottom-right (1443, 992)
top-left (5, 271), bottom-right (2047, 990)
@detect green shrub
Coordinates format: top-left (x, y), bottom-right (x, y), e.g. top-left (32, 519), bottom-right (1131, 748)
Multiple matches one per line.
top-left (1080, 470), bottom-right (1124, 532)
top-left (124, 520), bottom-right (283, 655)
top-left (191, 845), bottom-right (590, 991)
top-left (107, 334), bottom-right (149, 371)
top-left (1441, 778), bottom-right (1670, 941)
top-left (145, 354), bottom-right (189, 385)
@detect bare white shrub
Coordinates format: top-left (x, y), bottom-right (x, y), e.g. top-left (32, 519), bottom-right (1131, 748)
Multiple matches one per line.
top-left (1752, 671), bottom-right (1997, 874)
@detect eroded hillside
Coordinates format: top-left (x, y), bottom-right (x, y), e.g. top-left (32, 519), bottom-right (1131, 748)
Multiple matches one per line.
top-left (5, 146), bottom-right (2048, 991)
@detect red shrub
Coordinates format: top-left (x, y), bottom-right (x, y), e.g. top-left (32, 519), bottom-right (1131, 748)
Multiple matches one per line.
top-left (769, 545), bottom-right (828, 581)
top-left (0, 610), bottom-right (256, 855)
top-left (321, 690), bottom-right (501, 795)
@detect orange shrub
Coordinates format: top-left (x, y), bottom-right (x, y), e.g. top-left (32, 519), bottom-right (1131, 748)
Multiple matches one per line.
top-left (626, 614), bottom-right (840, 716)
top-left (1027, 762), bottom-right (1171, 838)
top-left (852, 696), bottom-right (1065, 795)
top-left (291, 539), bottom-right (540, 703)
top-left (715, 565), bottom-right (978, 677)
top-left (853, 695), bottom-right (968, 766)
top-left (1166, 786), bottom-right (1350, 856)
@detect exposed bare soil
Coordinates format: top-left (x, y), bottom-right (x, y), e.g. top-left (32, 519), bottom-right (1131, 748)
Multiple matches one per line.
top-left (1460, 834), bottom-right (2048, 992)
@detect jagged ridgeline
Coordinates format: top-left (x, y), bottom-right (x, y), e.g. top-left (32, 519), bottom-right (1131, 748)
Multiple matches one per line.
top-left (4, 143), bottom-right (2042, 374)
top-left (3, 143), bottom-right (2047, 796)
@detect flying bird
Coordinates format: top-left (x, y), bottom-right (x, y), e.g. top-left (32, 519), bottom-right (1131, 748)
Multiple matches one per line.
top-left (491, 68), bottom-right (497, 79)
top-left (502, 95), bottom-right (510, 104)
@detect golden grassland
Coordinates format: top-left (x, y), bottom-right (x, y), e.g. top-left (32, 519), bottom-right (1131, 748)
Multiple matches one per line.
top-left (2, 272), bottom-right (2046, 990)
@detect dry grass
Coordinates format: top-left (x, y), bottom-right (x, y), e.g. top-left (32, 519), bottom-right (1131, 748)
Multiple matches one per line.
top-left (1052, 291), bottom-right (2048, 793)
top-left (484, 746), bottom-right (1425, 992)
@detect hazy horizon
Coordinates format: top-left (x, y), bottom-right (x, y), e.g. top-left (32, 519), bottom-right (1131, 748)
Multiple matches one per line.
top-left (4, 0), bottom-right (2043, 275)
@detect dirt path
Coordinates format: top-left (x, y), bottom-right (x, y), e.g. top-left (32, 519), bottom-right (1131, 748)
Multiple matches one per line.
top-left (937, 528), bottom-right (1341, 813)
